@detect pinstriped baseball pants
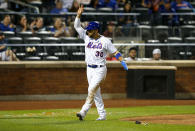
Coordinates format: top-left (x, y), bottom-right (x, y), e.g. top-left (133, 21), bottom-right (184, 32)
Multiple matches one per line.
top-left (80, 66), bottom-right (107, 118)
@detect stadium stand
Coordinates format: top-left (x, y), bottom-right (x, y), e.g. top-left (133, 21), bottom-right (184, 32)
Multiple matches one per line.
top-left (0, 0), bottom-right (194, 61)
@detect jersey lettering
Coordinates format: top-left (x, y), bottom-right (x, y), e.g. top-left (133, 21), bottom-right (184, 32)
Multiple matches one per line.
top-left (87, 42), bottom-right (102, 49)
top-left (87, 42), bottom-right (93, 48)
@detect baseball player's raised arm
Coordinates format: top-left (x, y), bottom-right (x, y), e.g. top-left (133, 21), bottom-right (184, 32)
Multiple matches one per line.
top-left (74, 5), bottom-right (86, 39)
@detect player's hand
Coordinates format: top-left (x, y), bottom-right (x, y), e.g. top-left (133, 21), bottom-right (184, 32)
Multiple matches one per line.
top-left (77, 5), bottom-right (84, 18)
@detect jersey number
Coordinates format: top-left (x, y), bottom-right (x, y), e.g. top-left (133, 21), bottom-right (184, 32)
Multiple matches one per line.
top-left (95, 51), bottom-right (103, 57)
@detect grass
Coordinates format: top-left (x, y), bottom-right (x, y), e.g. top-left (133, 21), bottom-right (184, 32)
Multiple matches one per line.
top-left (0, 105), bottom-right (195, 131)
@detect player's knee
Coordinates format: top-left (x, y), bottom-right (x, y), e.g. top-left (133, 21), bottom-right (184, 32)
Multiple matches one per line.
top-left (88, 89), bottom-right (95, 96)
top-left (88, 81), bottom-right (102, 90)
top-left (87, 91), bottom-right (95, 104)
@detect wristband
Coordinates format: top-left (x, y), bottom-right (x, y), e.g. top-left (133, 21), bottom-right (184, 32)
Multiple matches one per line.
top-left (115, 52), bottom-right (122, 59)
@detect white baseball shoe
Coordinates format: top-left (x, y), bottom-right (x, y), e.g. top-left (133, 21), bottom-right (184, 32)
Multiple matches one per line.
top-left (96, 116), bottom-right (106, 121)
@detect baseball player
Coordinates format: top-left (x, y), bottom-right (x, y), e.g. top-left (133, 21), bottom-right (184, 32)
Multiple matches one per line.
top-left (74, 5), bottom-right (128, 121)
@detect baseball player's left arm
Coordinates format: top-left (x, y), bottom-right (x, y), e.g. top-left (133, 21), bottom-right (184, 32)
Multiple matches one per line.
top-left (113, 51), bottom-right (128, 71)
top-left (106, 38), bottom-right (128, 71)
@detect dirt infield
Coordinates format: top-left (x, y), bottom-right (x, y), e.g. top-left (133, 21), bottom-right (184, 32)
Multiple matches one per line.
top-left (0, 99), bottom-right (195, 110)
top-left (122, 114), bottom-right (195, 125)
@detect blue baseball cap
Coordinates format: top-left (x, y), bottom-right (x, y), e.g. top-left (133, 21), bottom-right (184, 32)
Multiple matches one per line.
top-left (85, 21), bottom-right (100, 31)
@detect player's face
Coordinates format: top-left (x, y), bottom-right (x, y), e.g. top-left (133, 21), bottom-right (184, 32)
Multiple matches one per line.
top-left (87, 29), bottom-right (98, 38)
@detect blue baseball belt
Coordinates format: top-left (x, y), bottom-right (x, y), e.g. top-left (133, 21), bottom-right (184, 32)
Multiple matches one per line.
top-left (88, 64), bottom-right (104, 68)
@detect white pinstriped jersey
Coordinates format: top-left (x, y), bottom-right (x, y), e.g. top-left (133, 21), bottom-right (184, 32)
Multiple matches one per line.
top-left (74, 18), bottom-right (117, 65)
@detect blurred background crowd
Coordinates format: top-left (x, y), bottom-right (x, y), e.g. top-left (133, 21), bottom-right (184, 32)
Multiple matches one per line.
top-left (0, 0), bottom-right (195, 61)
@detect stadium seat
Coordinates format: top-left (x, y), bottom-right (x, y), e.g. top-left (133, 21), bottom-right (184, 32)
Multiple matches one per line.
top-left (146, 40), bottom-right (160, 43)
top-left (54, 52), bottom-right (68, 60)
top-left (132, 8), bottom-right (149, 25)
top-left (0, 8), bottom-right (6, 12)
top-left (7, 37), bottom-right (23, 44)
top-left (133, 7), bottom-right (148, 13)
top-left (137, 25), bottom-right (153, 42)
top-left (24, 37), bottom-right (43, 57)
top-left (24, 56), bottom-right (41, 61)
top-left (60, 37), bottom-right (84, 51)
top-left (28, 0), bottom-right (42, 13)
top-left (38, 52), bottom-right (48, 58)
top-left (3, 31), bottom-right (15, 38)
top-left (42, 37), bottom-right (60, 43)
top-left (176, 8), bottom-right (194, 25)
top-left (98, 7), bottom-right (114, 21)
top-left (184, 37), bottom-right (195, 59)
top-left (117, 1), bottom-right (125, 8)
top-left (45, 56), bottom-right (59, 61)
top-left (176, 8), bottom-right (193, 13)
top-left (191, 2), bottom-right (195, 8)
top-left (35, 31), bottom-right (53, 38)
top-left (17, 31), bottom-right (33, 38)
top-left (82, 8), bottom-right (97, 21)
top-left (190, 30), bottom-right (195, 37)
top-left (116, 7), bottom-right (123, 13)
top-left (167, 37), bottom-right (182, 43)
top-left (84, 7), bottom-right (96, 12)
top-left (153, 26), bottom-right (169, 43)
top-left (167, 37), bottom-right (183, 60)
top-left (60, 37), bottom-right (85, 60)
top-left (60, 37), bottom-right (83, 43)
top-left (7, 37), bottom-right (25, 60)
top-left (71, 51), bottom-right (85, 61)
top-left (184, 37), bottom-right (195, 43)
top-left (24, 37), bottom-right (41, 44)
top-left (51, 37), bottom-right (70, 60)
top-left (42, 37), bottom-right (60, 56)
top-left (180, 25), bottom-right (195, 39)
top-left (98, 7), bottom-right (112, 13)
